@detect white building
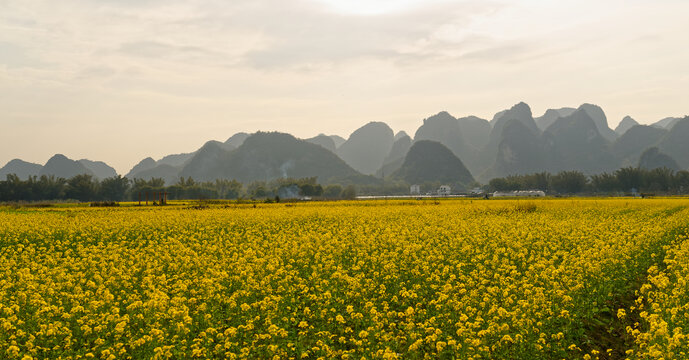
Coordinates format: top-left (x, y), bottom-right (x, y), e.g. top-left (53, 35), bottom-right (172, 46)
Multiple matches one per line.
top-left (492, 190), bottom-right (546, 198)
top-left (470, 187), bottom-right (484, 195)
top-left (438, 185), bottom-right (452, 196)
top-left (410, 184), bottom-right (421, 195)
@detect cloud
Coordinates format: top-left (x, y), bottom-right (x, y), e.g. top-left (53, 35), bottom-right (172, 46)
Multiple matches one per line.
top-left (119, 41), bottom-right (218, 59)
top-left (231, 1), bottom-right (508, 69)
top-left (0, 0), bottom-right (534, 74)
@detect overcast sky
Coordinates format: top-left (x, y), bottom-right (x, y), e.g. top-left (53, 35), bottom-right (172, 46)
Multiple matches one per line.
top-left (1, 0), bottom-right (688, 174)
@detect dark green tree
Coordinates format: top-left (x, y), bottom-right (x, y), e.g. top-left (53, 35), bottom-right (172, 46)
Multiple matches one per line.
top-left (323, 184), bottom-right (343, 199)
top-left (65, 174), bottom-right (98, 202)
top-left (340, 185), bottom-right (357, 200)
top-left (590, 172), bottom-right (620, 193)
top-left (550, 171), bottom-right (587, 194)
top-left (99, 176), bottom-right (130, 201)
top-left (615, 167), bottom-right (643, 192)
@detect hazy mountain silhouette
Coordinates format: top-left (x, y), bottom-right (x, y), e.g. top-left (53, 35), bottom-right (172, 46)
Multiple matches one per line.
top-left (329, 135), bottom-right (346, 148)
top-left (393, 140), bottom-right (474, 187)
top-left (612, 125), bottom-right (667, 167)
top-left (535, 107), bottom-right (576, 130)
top-left (482, 102), bottom-right (540, 177)
top-left (127, 140), bottom-right (236, 182)
top-left (614, 116), bottom-right (639, 136)
top-left (133, 164), bottom-right (181, 185)
top-left (337, 122), bottom-right (394, 175)
top-left (225, 132), bottom-right (250, 148)
top-left (638, 147), bottom-right (680, 171)
top-left (486, 119), bottom-right (549, 179)
top-left (157, 153), bottom-right (195, 167)
top-left (579, 103), bottom-right (617, 142)
top-left (652, 117), bottom-right (682, 129)
top-left (413, 111), bottom-right (467, 158)
top-left (490, 110), bottom-right (507, 126)
top-left (377, 132), bottom-right (412, 177)
top-left (394, 131), bottom-right (409, 141)
top-left (78, 159), bottom-right (117, 180)
top-left (543, 109), bottom-right (616, 174)
top-left (305, 134), bottom-right (337, 153)
top-left (126, 157), bottom-right (157, 178)
top-left (457, 116), bottom-right (491, 150)
top-left (491, 102), bottom-right (539, 136)
top-left (10, 103), bottom-right (689, 186)
top-left (194, 132), bottom-right (366, 183)
top-left (179, 141), bottom-right (232, 181)
top-left (40, 154), bottom-right (94, 179)
top-left (658, 117), bottom-right (689, 169)
top-left (0, 159), bottom-right (43, 180)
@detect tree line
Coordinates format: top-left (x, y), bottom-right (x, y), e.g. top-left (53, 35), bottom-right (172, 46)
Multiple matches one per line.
top-left (487, 167), bottom-right (689, 194)
top-left (3, 166), bottom-right (687, 202)
top-left (0, 174), bottom-right (358, 202)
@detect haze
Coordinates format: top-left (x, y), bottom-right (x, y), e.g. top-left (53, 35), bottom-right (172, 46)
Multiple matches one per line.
top-left (1, 0), bottom-right (688, 174)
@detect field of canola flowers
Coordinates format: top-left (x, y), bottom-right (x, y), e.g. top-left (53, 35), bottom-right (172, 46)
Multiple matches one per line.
top-left (1, 198), bottom-right (689, 359)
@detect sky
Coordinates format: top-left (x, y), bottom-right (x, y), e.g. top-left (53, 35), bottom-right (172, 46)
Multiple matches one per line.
top-left (1, 0), bottom-right (688, 174)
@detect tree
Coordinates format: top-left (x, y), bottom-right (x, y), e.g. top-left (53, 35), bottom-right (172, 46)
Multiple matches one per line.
top-left (299, 183), bottom-right (323, 197)
top-left (214, 179), bottom-right (242, 199)
top-left (615, 167), bottom-right (643, 192)
top-left (99, 176), bottom-right (130, 201)
top-left (247, 181), bottom-right (269, 198)
top-left (38, 175), bottom-right (66, 200)
top-left (550, 171), bottom-right (587, 194)
top-left (129, 178), bottom-right (165, 201)
top-left (643, 167), bottom-right (674, 192)
top-left (675, 171), bottom-right (689, 194)
top-left (176, 177), bottom-right (196, 187)
top-left (488, 178), bottom-right (512, 192)
top-left (323, 184), bottom-right (343, 199)
top-left (65, 174), bottom-right (98, 201)
top-left (590, 172), bottom-right (619, 193)
top-left (340, 185), bottom-right (357, 200)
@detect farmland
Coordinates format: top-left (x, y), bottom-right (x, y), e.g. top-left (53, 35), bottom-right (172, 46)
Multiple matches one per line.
top-left (1, 199), bottom-right (688, 359)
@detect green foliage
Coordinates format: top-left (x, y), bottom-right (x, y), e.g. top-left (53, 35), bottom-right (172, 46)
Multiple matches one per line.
top-left (550, 171), bottom-right (587, 194)
top-left (323, 184), bottom-right (343, 199)
top-left (487, 168), bottom-right (689, 195)
top-left (615, 167), bottom-right (643, 192)
top-left (340, 185), bottom-right (357, 200)
top-left (65, 174), bottom-right (98, 202)
top-left (590, 173), bottom-right (619, 194)
top-left (100, 176), bottom-right (130, 201)
top-left (247, 181), bottom-right (270, 199)
top-left (489, 172), bottom-right (550, 192)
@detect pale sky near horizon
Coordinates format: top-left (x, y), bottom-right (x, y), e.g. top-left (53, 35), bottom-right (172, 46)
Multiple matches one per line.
top-left (1, 0), bottom-right (688, 174)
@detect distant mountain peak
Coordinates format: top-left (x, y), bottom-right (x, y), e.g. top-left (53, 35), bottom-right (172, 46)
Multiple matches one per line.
top-left (614, 116), bottom-right (639, 136)
top-left (305, 134), bottom-right (337, 153)
top-left (126, 157), bottom-right (157, 178)
top-left (535, 107), bottom-right (577, 130)
top-left (40, 154), bottom-right (94, 179)
top-left (79, 159), bottom-right (118, 179)
top-left (639, 147), bottom-right (680, 171)
top-left (0, 159), bottom-right (43, 180)
top-left (578, 103), bottom-right (617, 141)
top-left (225, 132), bottom-right (250, 148)
top-left (393, 140), bottom-right (474, 188)
top-left (394, 131), bottom-right (409, 141)
top-left (337, 122), bottom-right (394, 175)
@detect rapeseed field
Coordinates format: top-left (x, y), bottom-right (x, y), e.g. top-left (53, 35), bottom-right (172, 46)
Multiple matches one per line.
top-left (1, 199), bottom-right (688, 359)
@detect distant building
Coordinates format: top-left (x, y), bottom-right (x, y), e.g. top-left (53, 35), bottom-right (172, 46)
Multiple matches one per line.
top-left (410, 184), bottom-right (421, 195)
top-left (438, 185), bottom-right (452, 196)
top-left (470, 187), bottom-right (484, 195)
top-left (492, 190), bottom-right (546, 198)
